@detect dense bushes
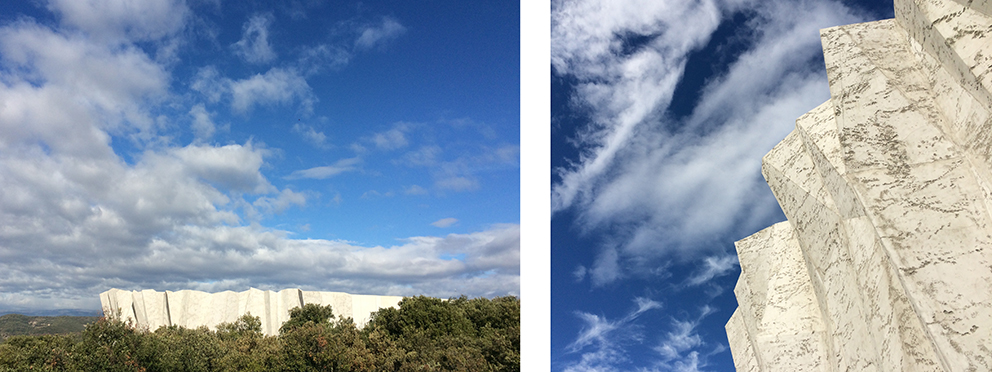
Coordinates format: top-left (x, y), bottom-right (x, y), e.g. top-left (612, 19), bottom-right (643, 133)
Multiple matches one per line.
top-left (0, 296), bottom-right (519, 372)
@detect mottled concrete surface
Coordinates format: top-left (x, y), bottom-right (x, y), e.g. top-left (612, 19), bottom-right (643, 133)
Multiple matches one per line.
top-left (100, 288), bottom-right (403, 336)
top-left (726, 0), bottom-right (992, 370)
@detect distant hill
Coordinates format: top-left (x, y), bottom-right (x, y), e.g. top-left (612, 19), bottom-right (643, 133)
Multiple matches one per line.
top-left (0, 314), bottom-right (100, 341)
top-left (0, 308), bottom-right (102, 317)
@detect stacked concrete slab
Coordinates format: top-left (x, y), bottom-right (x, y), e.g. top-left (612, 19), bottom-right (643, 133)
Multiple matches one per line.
top-left (725, 0), bottom-right (992, 370)
top-left (100, 288), bottom-right (403, 336)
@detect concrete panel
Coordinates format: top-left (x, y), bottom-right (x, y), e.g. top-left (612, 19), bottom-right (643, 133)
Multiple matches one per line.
top-left (727, 0), bottom-right (992, 369)
top-left (101, 288), bottom-right (404, 336)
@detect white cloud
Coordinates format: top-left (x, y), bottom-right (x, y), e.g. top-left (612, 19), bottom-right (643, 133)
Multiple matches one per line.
top-left (191, 66), bottom-right (315, 115)
top-left (292, 123), bottom-right (329, 148)
top-left (191, 66), bottom-right (226, 103)
top-left (496, 145), bottom-right (520, 164)
top-left (400, 145), bottom-right (441, 166)
top-left (551, 0), bottom-right (865, 271)
top-left (355, 16), bottom-right (406, 50)
top-left (431, 218), bottom-right (458, 228)
top-left (360, 190), bottom-right (394, 199)
top-left (590, 245), bottom-right (621, 286)
top-left (169, 143), bottom-right (274, 194)
top-left (286, 157), bottom-right (361, 179)
top-left (0, 223), bottom-right (520, 311)
top-left (372, 123), bottom-right (410, 150)
top-left (403, 184), bottom-right (428, 195)
top-left (655, 320), bottom-right (702, 361)
top-left (435, 176), bottom-right (478, 192)
top-left (647, 306), bottom-right (717, 372)
top-left (47, 0), bottom-right (189, 43)
top-left (232, 14), bottom-right (277, 64)
top-left (562, 300), bottom-right (721, 372)
top-left (297, 43), bottom-right (351, 74)
top-left (573, 265), bottom-right (587, 282)
top-left (0, 22), bottom-right (169, 142)
top-left (0, 9), bottom-right (520, 313)
top-left (252, 188), bottom-right (307, 215)
top-left (230, 67), bottom-right (313, 114)
top-left (563, 297), bottom-right (663, 372)
top-left (384, 121), bottom-right (516, 194)
top-left (684, 253), bottom-right (738, 287)
top-left (189, 104), bottom-right (218, 140)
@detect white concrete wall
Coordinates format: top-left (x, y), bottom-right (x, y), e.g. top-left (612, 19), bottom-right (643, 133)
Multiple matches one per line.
top-left (100, 288), bottom-right (403, 336)
top-left (726, 0), bottom-right (992, 370)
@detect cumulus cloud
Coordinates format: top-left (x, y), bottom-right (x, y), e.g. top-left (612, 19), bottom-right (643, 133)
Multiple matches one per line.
top-left (355, 16), bottom-right (406, 50)
top-left (589, 246), bottom-right (621, 286)
top-left (252, 188), bottom-right (307, 215)
top-left (189, 104), bottom-right (224, 140)
top-left (286, 157), bottom-right (361, 180)
top-left (169, 143), bottom-right (274, 193)
top-left (0, 222), bottom-right (520, 310)
top-left (0, 6), bottom-right (519, 312)
top-left (190, 65), bottom-right (315, 115)
top-left (292, 123), bottom-right (329, 149)
top-left (230, 67), bottom-right (314, 114)
top-left (232, 14), bottom-right (277, 64)
top-left (551, 0), bottom-right (865, 278)
top-left (191, 66), bottom-right (226, 103)
top-left (0, 22), bottom-right (169, 143)
top-left (371, 123), bottom-right (410, 150)
top-left (47, 0), bottom-right (189, 43)
top-left (297, 43), bottom-right (352, 75)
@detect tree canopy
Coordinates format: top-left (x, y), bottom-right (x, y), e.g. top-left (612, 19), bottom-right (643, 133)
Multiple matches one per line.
top-left (0, 295), bottom-right (520, 372)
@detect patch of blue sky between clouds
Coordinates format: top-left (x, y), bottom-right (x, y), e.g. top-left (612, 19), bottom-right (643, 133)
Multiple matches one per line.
top-left (0, 0), bottom-right (519, 313)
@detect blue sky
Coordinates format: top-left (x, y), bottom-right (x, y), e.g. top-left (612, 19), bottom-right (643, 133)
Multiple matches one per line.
top-left (550, 0), bottom-right (893, 371)
top-left (0, 0), bottom-right (519, 313)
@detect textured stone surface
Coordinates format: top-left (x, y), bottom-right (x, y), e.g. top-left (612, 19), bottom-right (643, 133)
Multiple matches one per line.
top-left (726, 0), bottom-right (992, 370)
top-left (100, 288), bottom-right (403, 336)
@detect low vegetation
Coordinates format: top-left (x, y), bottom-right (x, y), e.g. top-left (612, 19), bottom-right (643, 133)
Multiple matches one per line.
top-left (0, 295), bottom-right (519, 372)
top-left (0, 314), bottom-right (99, 342)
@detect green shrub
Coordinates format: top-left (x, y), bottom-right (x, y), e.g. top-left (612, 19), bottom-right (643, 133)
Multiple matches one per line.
top-left (0, 295), bottom-right (520, 371)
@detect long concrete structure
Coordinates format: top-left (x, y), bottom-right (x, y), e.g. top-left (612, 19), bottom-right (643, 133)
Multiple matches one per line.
top-left (100, 288), bottom-right (403, 336)
top-left (725, 0), bottom-right (992, 370)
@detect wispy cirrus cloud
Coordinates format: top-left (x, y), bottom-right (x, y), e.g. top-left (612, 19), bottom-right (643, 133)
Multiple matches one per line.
top-left (551, 0), bottom-right (865, 282)
top-left (562, 297), bottom-right (662, 372)
top-left (563, 301), bottom-right (720, 372)
top-left (286, 157), bottom-right (361, 180)
top-left (683, 254), bottom-right (738, 287)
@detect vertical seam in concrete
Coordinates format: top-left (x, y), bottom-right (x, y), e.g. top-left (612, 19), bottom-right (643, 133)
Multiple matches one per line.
top-left (164, 292), bottom-right (172, 327)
